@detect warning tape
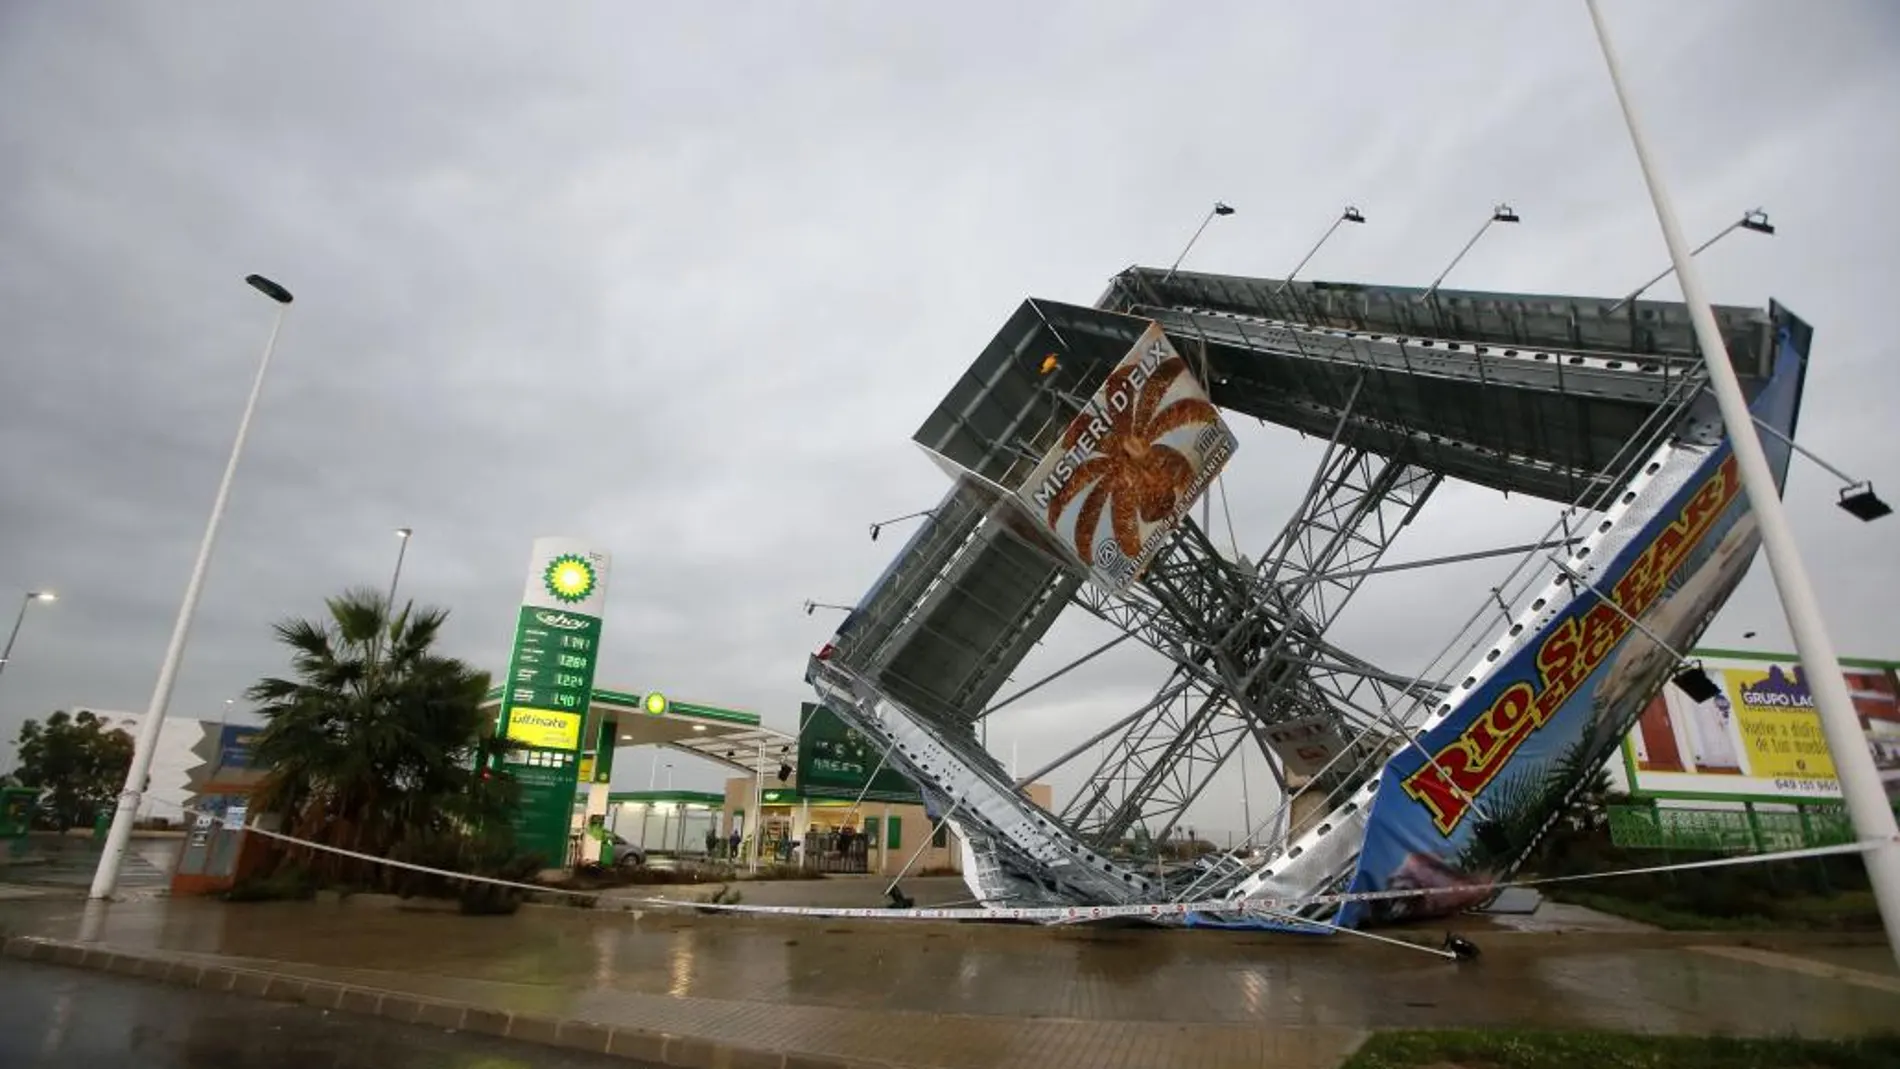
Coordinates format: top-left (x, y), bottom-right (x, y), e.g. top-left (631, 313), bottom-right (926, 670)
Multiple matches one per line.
top-left (622, 837), bottom-right (1886, 923)
top-left (148, 798), bottom-right (1891, 927)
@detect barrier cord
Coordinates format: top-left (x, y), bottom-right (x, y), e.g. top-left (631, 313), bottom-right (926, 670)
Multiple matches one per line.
top-left (130, 797), bottom-right (1889, 961)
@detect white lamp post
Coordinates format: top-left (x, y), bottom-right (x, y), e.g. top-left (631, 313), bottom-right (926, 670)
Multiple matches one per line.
top-left (91, 274), bottom-right (294, 900)
top-left (1587, 0), bottom-right (1900, 968)
top-left (385, 527), bottom-right (413, 615)
top-left (0, 591), bottom-right (57, 683)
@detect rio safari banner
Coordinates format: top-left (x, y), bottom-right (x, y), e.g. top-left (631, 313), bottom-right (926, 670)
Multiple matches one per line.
top-left (1338, 309), bottom-right (1808, 928)
top-left (495, 537), bottom-right (612, 865)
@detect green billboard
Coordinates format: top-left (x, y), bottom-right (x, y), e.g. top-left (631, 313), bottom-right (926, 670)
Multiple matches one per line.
top-left (493, 538), bottom-right (612, 866)
top-left (797, 702), bottom-right (920, 803)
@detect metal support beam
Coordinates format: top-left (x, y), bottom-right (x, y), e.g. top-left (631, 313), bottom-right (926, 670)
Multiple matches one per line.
top-left (1054, 443), bottom-right (1435, 849)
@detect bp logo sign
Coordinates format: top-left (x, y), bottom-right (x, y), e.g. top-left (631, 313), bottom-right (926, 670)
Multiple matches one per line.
top-left (542, 554), bottom-right (598, 605)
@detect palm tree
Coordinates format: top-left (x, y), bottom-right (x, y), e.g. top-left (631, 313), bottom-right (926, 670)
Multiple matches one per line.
top-left (245, 587), bottom-right (512, 886)
top-left (1456, 737), bottom-right (1616, 877)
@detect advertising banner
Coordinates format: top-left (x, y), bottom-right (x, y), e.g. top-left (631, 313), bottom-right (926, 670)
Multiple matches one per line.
top-left (797, 702), bottom-right (921, 803)
top-left (1337, 311), bottom-right (1808, 928)
top-left (1015, 322), bottom-right (1237, 594)
top-left (216, 725), bottom-right (261, 772)
top-left (1623, 652), bottom-right (1900, 804)
top-left (505, 706), bottom-right (582, 750)
top-left (496, 537), bottom-right (612, 865)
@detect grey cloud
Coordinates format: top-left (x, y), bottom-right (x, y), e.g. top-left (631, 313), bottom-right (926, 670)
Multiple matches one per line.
top-left (3, 2), bottom-right (1896, 840)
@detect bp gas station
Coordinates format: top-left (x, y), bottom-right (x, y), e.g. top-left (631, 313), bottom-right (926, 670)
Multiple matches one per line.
top-left (479, 681), bottom-right (1009, 876)
top-left (483, 538), bottom-right (1039, 875)
top-left (479, 682), bottom-right (798, 866)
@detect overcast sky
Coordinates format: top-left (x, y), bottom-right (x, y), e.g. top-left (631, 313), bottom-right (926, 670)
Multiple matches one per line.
top-left (2, 1), bottom-right (1895, 838)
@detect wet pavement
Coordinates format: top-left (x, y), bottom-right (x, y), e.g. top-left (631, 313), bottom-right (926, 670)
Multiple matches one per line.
top-left (0, 958), bottom-right (648, 1068)
top-left (3, 836), bottom-right (174, 892)
top-left (607, 874), bottom-right (975, 909)
top-left (1, 894), bottom-right (1894, 1069)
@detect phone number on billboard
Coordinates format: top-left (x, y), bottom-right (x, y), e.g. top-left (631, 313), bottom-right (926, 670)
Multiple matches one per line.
top-left (1771, 777), bottom-right (1840, 796)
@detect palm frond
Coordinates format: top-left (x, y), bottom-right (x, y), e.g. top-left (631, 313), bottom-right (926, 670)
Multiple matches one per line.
top-left (244, 588), bottom-right (504, 888)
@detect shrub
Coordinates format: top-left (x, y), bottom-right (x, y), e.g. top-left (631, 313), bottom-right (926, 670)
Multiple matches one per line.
top-left (456, 852), bottom-right (544, 916)
top-left (543, 860), bottom-right (737, 890)
top-left (224, 864), bottom-right (317, 903)
top-left (748, 862), bottom-right (825, 881)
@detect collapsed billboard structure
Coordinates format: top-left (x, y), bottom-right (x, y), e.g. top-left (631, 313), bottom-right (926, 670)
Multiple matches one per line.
top-left (807, 265), bottom-right (1810, 927)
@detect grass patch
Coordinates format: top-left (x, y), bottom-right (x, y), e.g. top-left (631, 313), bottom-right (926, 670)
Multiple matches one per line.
top-left (1344, 1029), bottom-right (1900, 1069)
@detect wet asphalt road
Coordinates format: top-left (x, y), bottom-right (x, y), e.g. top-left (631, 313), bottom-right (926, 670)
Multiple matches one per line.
top-left (0, 960), bottom-right (651, 1069)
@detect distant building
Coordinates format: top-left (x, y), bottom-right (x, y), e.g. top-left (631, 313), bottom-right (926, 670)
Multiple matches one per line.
top-left (67, 709), bottom-right (260, 825)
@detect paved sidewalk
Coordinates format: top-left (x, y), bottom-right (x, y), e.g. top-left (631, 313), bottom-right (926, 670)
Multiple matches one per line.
top-left (1, 895), bottom-right (1893, 1069)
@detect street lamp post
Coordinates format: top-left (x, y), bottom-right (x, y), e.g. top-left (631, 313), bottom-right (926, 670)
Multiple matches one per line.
top-left (803, 600), bottom-right (853, 617)
top-left (91, 274), bottom-right (294, 901)
top-left (0, 591), bottom-right (57, 683)
top-left (1273, 206), bottom-right (1368, 297)
top-left (1587, 0), bottom-right (1900, 969)
top-left (1162, 201), bottom-right (1236, 282)
top-left (1606, 209), bottom-right (1774, 314)
top-left (1418, 203), bottom-right (1520, 303)
top-left (385, 528), bottom-right (413, 616)
top-left (366, 527), bottom-right (415, 682)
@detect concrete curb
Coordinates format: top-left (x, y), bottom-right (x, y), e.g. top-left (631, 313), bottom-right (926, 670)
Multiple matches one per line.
top-left (2, 935), bottom-right (894, 1069)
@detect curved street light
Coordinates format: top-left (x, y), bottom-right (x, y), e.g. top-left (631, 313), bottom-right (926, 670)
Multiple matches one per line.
top-left (93, 274), bottom-right (295, 901)
top-left (0, 590), bottom-right (57, 681)
top-left (386, 527), bottom-right (414, 615)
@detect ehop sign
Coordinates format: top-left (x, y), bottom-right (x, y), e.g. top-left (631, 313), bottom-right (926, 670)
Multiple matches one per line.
top-left (497, 537), bottom-right (612, 864)
top-left (501, 540), bottom-right (612, 724)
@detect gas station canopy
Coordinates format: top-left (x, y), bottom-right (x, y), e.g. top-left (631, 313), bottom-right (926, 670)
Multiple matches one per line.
top-left (481, 685), bottom-right (796, 776)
